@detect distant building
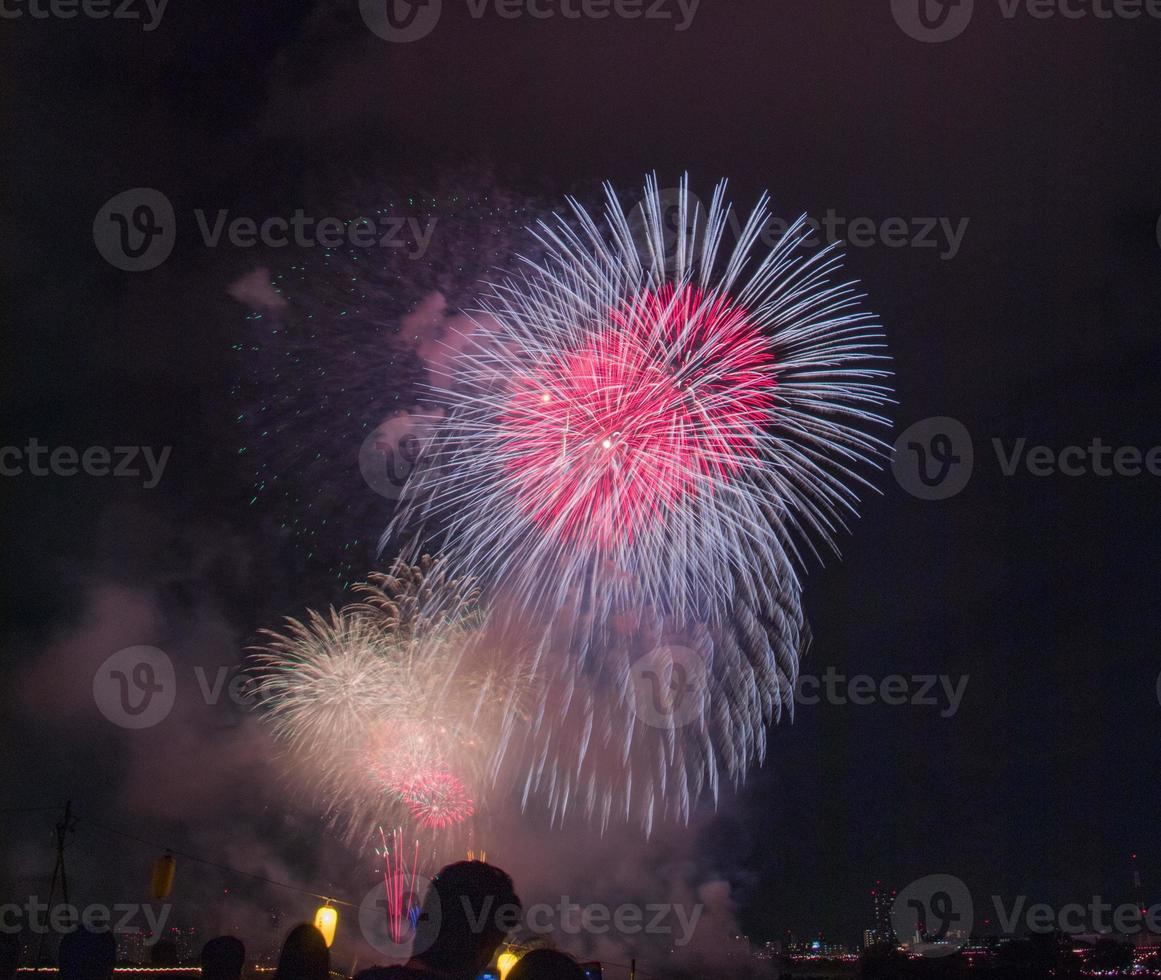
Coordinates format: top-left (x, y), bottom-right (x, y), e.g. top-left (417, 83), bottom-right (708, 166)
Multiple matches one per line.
top-left (116, 928), bottom-right (149, 965)
top-left (868, 880), bottom-right (898, 947)
top-left (165, 926), bottom-right (200, 964)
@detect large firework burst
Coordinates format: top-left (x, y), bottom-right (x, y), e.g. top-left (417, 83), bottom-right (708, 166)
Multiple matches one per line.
top-left (392, 176), bottom-right (891, 629)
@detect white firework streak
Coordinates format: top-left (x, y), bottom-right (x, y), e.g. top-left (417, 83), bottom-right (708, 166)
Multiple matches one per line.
top-left (381, 176), bottom-right (892, 833)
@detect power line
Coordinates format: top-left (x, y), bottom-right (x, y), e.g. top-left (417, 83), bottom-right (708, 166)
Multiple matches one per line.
top-left (72, 813), bottom-right (359, 910)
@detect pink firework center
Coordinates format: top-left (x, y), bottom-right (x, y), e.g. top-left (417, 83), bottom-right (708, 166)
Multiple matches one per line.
top-left (500, 285), bottom-right (778, 546)
top-left (398, 769), bottom-right (475, 829)
top-left (360, 725), bottom-right (475, 829)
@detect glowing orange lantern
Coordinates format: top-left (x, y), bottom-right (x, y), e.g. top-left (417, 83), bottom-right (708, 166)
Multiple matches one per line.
top-left (314, 904), bottom-right (338, 947)
top-left (150, 853), bottom-right (176, 901)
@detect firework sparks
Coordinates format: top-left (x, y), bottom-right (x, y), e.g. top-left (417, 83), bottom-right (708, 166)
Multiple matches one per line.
top-left (400, 770), bottom-right (475, 829)
top-left (253, 556), bottom-right (513, 842)
top-left (391, 175), bottom-right (891, 630)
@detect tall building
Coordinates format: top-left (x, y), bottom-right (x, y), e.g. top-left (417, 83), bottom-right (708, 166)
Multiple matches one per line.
top-left (165, 925), bottom-right (200, 964)
top-left (868, 880), bottom-right (898, 947)
top-left (115, 928), bottom-right (149, 965)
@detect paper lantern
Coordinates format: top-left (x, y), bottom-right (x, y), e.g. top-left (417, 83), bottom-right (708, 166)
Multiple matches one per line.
top-left (150, 853), bottom-right (176, 901)
top-left (497, 951), bottom-right (519, 979)
top-left (314, 904), bottom-right (338, 947)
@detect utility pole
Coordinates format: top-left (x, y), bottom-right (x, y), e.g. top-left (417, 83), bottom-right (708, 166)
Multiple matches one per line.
top-left (36, 801), bottom-right (74, 967)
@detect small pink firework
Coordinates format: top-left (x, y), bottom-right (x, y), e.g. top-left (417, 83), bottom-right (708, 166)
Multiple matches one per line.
top-left (400, 770), bottom-right (475, 829)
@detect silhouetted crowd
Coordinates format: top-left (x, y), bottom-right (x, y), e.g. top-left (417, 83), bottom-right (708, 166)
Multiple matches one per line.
top-left (0, 862), bottom-right (586, 980)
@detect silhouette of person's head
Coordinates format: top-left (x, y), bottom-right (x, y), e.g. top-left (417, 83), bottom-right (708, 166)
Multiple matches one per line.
top-left (150, 939), bottom-right (178, 967)
top-left (200, 936), bottom-right (245, 980)
top-left (507, 949), bottom-right (585, 980)
top-left (58, 928), bottom-right (116, 980)
top-left (0, 932), bottom-right (21, 980)
top-left (410, 861), bottom-right (520, 980)
top-left (274, 924), bottom-right (329, 980)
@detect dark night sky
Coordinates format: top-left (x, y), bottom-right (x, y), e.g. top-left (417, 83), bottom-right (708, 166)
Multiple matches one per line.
top-left (3, 0), bottom-right (1161, 960)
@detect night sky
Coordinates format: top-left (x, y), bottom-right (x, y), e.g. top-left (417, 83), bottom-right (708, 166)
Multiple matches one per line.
top-left (3, 0), bottom-right (1161, 966)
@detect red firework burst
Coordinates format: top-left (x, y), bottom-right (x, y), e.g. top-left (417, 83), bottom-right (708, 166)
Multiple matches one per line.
top-left (500, 285), bottom-right (777, 546)
top-left (400, 770), bottom-right (475, 829)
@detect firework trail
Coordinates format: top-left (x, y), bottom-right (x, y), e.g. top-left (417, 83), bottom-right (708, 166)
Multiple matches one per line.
top-left (377, 827), bottom-right (424, 946)
top-left (388, 176), bottom-right (892, 832)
